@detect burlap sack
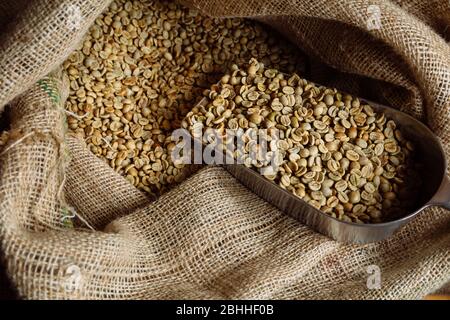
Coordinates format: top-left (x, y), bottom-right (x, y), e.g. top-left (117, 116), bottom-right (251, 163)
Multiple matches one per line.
top-left (0, 0), bottom-right (449, 299)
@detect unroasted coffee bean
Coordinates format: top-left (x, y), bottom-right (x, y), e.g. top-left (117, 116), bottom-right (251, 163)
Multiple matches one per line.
top-left (63, 0), bottom-right (304, 196)
top-left (184, 58), bottom-right (421, 223)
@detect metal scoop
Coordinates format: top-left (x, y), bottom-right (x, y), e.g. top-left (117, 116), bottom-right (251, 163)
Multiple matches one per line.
top-left (223, 98), bottom-right (449, 244)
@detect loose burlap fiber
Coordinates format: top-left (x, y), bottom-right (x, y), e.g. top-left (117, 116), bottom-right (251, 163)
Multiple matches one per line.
top-left (0, 0), bottom-right (449, 299)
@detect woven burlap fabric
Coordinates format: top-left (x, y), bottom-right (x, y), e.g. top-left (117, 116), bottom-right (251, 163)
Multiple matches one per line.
top-left (0, 0), bottom-right (112, 114)
top-left (0, 0), bottom-right (449, 299)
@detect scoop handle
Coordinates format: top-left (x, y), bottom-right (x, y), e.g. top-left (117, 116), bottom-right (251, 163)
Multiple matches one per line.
top-left (429, 176), bottom-right (450, 211)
